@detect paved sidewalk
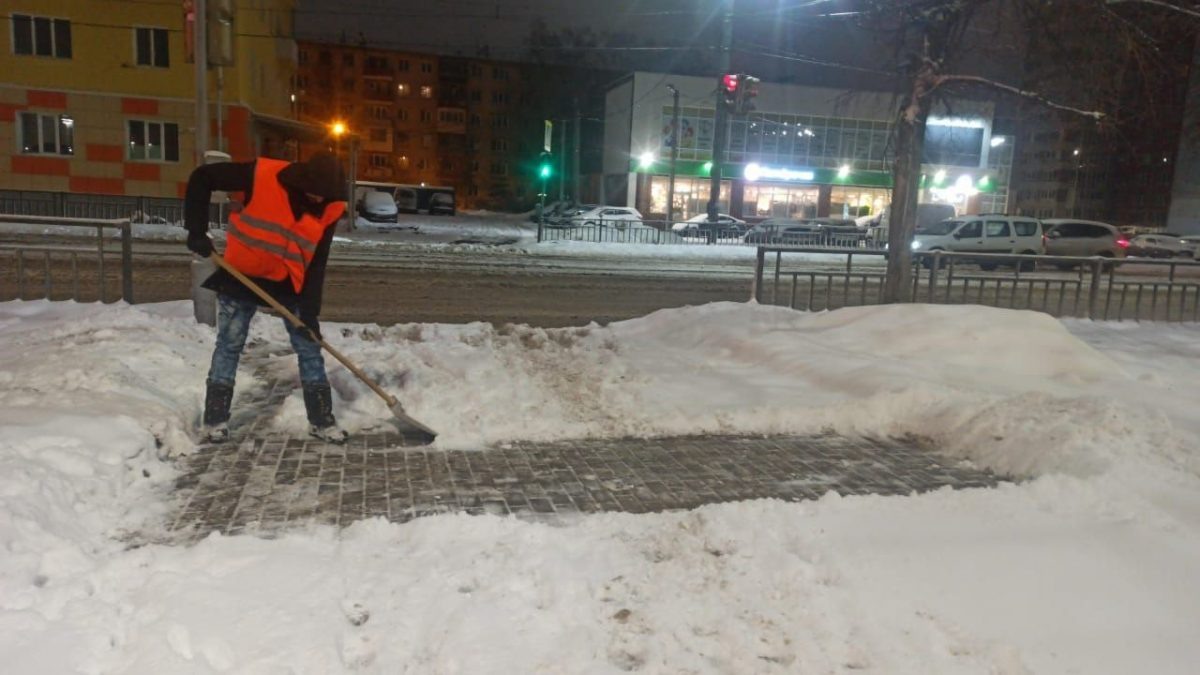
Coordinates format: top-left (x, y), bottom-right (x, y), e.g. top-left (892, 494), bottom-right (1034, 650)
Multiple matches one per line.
top-left (160, 352), bottom-right (1006, 543)
top-left (164, 431), bottom-right (1004, 543)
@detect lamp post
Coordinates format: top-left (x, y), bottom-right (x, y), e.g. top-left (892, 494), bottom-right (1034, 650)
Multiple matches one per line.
top-left (666, 84), bottom-right (680, 226)
top-left (330, 121), bottom-right (356, 229)
top-left (1072, 147), bottom-right (1081, 218)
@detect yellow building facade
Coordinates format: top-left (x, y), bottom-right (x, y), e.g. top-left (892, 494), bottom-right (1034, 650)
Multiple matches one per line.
top-left (1, 0), bottom-right (301, 198)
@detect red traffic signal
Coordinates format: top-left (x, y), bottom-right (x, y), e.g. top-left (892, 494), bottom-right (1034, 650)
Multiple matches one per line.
top-left (721, 73), bottom-right (739, 94)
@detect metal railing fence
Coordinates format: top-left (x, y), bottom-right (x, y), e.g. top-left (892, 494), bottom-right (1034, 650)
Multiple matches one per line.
top-left (537, 217), bottom-right (885, 249)
top-left (752, 247), bottom-right (1200, 322)
top-left (0, 215), bottom-right (134, 303)
top-left (0, 189), bottom-right (230, 226)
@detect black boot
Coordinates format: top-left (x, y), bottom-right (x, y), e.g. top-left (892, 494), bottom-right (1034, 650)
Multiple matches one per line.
top-left (202, 381), bottom-right (234, 443)
top-left (303, 383), bottom-right (348, 444)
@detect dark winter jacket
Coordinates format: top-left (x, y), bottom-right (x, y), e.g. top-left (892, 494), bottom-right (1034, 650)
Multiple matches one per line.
top-left (184, 160), bottom-right (338, 325)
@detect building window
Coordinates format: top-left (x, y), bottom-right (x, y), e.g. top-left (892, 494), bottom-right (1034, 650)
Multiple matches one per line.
top-left (441, 160), bottom-right (454, 171)
top-left (420, 110), bottom-right (433, 123)
top-left (295, 75), bottom-right (309, 89)
top-left (490, 139), bottom-right (508, 152)
top-left (422, 134), bottom-right (434, 148)
top-left (298, 49), bottom-right (308, 65)
top-left (369, 105), bottom-right (389, 120)
top-left (469, 90), bottom-right (481, 102)
top-left (492, 114), bottom-right (509, 129)
top-left (420, 62), bottom-right (433, 73)
top-left (369, 153), bottom-right (390, 168)
top-left (342, 52), bottom-right (355, 67)
top-left (490, 161), bottom-right (508, 175)
top-left (438, 110), bottom-right (465, 124)
top-left (469, 64), bottom-right (483, 77)
top-left (342, 79), bottom-right (355, 92)
top-left (18, 112), bottom-right (74, 155)
top-left (366, 55), bottom-right (389, 70)
top-left (468, 185), bottom-right (479, 196)
top-left (134, 27), bottom-right (169, 67)
top-left (398, 155), bottom-right (410, 169)
top-left (470, 160), bottom-right (480, 172)
top-left (398, 109), bottom-right (409, 122)
top-left (397, 83), bottom-right (411, 97)
top-left (12, 15), bottom-right (72, 58)
top-left (491, 92), bottom-right (508, 105)
top-left (492, 67), bottom-right (508, 80)
top-left (127, 119), bottom-right (179, 162)
top-left (319, 50), bottom-right (332, 65)
top-left (369, 127), bottom-right (388, 142)
top-left (417, 158), bottom-right (427, 170)
top-left (420, 85), bottom-right (433, 99)
top-left (469, 113), bottom-right (481, 127)
top-left (398, 59), bottom-right (410, 72)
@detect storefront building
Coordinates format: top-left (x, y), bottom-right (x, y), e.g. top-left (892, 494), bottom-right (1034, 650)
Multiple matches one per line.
top-left (603, 72), bottom-right (1012, 222)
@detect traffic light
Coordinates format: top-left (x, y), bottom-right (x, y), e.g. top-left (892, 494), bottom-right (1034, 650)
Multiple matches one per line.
top-left (736, 75), bottom-right (760, 114)
top-left (721, 73), bottom-right (739, 109)
top-left (537, 153), bottom-right (553, 183)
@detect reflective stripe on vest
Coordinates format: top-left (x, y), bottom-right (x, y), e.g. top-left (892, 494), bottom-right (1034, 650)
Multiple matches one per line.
top-left (225, 217), bottom-right (308, 265)
top-left (236, 213), bottom-right (318, 254)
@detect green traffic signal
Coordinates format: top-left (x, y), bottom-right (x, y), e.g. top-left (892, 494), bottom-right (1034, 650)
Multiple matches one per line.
top-left (539, 164), bottom-right (552, 179)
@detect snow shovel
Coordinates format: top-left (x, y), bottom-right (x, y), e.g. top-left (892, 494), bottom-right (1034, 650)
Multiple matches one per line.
top-left (210, 253), bottom-right (437, 443)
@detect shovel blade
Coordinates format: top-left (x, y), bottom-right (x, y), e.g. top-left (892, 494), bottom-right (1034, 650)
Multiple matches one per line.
top-left (390, 401), bottom-right (437, 443)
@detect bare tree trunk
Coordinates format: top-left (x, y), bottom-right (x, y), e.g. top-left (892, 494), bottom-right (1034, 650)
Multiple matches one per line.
top-left (883, 73), bottom-right (933, 303)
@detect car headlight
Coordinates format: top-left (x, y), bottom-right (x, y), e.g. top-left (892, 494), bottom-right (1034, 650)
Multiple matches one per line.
top-left (911, 240), bottom-right (922, 250)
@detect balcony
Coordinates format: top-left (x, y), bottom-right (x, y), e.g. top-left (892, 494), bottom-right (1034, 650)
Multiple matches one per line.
top-left (436, 107), bottom-right (467, 135)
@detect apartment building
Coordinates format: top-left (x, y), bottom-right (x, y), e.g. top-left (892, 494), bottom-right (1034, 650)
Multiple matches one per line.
top-left (0, 0), bottom-right (302, 198)
top-left (295, 41), bottom-right (538, 210)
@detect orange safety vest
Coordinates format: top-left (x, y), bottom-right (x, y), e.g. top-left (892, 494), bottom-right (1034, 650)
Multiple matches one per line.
top-left (224, 158), bottom-right (346, 293)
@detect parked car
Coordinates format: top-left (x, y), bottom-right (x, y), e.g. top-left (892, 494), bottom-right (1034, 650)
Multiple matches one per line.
top-left (570, 206), bottom-right (644, 228)
top-left (672, 214), bottom-right (748, 239)
top-left (1041, 219), bottom-right (1129, 268)
top-left (872, 202), bottom-right (958, 243)
top-left (355, 188), bottom-right (398, 224)
top-left (429, 192), bottom-right (456, 216)
top-left (1181, 235), bottom-right (1200, 258)
top-left (911, 215), bottom-right (1044, 270)
top-left (547, 203), bottom-right (598, 227)
top-left (1127, 233), bottom-right (1193, 258)
top-left (743, 218), bottom-right (861, 246)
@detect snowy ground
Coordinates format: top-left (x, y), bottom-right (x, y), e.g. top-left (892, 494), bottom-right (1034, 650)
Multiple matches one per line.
top-left (2, 299), bottom-right (1199, 672)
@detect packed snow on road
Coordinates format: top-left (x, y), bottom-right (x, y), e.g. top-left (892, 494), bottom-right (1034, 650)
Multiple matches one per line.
top-left (2, 299), bottom-right (1199, 672)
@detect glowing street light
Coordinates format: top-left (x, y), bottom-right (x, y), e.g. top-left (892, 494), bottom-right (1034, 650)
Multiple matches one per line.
top-left (702, 160), bottom-right (713, 174)
top-left (330, 121), bottom-right (348, 137)
top-left (933, 169), bottom-right (947, 185)
top-left (837, 164), bottom-right (851, 179)
top-left (638, 151), bottom-right (655, 169)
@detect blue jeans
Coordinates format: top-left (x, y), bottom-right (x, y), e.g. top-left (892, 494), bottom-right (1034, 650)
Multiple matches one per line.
top-left (207, 293), bottom-right (328, 388)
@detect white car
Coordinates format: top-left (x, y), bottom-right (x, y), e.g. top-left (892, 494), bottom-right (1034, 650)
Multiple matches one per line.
top-left (570, 206), bottom-right (644, 228)
top-left (911, 215), bottom-right (1044, 269)
top-left (1128, 233), bottom-right (1194, 258)
top-left (356, 189), bottom-right (398, 224)
top-left (671, 213), bottom-right (747, 235)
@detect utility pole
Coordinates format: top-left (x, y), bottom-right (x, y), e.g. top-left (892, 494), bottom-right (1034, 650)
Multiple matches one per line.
top-left (193, 0), bottom-right (209, 166)
top-left (558, 119), bottom-right (567, 203)
top-left (572, 97), bottom-right (582, 203)
top-left (666, 84), bottom-right (680, 224)
top-left (706, 0), bottom-right (734, 222)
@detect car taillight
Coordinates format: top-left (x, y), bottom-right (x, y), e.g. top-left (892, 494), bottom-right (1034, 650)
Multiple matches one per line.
top-left (1116, 238), bottom-right (1130, 248)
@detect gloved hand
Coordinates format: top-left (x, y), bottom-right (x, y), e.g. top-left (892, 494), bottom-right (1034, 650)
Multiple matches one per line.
top-left (299, 313), bottom-right (322, 342)
top-left (187, 232), bottom-right (214, 257)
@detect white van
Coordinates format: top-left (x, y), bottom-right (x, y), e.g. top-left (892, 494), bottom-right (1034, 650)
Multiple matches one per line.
top-left (911, 215), bottom-right (1044, 269)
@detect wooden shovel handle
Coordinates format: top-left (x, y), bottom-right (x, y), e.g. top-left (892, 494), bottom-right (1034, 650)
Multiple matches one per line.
top-left (209, 253), bottom-right (399, 408)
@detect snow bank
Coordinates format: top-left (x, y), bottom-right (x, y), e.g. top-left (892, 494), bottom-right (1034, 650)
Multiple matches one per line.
top-left (297, 302), bottom-right (1189, 481)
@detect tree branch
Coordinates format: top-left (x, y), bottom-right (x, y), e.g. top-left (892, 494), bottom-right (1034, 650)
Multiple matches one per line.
top-left (936, 74), bottom-right (1106, 119)
top-left (1106, 0), bottom-right (1200, 20)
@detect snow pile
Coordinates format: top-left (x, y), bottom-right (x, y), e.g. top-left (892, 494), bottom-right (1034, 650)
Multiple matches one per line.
top-left (293, 302), bottom-right (1187, 480)
top-left (3, 299), bottom-right (1200, 673)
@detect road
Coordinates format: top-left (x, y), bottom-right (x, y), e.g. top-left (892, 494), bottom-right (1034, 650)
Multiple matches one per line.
top-left (0, 238), bottom-right (757, 327)
top-left (4, 231), bottom-right (1199, 326)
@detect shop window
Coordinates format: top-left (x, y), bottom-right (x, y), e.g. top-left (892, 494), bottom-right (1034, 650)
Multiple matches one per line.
top-left (744, 184), bottom-right (821, 219)
top-left (649, 176), bottom-right (729, 220)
